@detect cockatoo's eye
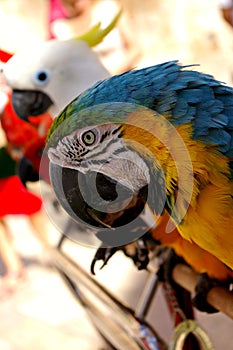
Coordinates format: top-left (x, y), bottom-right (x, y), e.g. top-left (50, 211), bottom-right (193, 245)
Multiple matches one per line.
top-left (81, 130), bottom-right (97, 146)
top-left (33, 69), bottom-right (50, 86)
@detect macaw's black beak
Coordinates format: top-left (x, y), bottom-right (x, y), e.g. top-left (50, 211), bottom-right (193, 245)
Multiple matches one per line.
top-left (49, 163), bottom-right (96, 228)
top-left (12, 89), bottom-right (53, 121)
top-left (49, 162), bottom-right (143, 230)
top-left (49, 163), bottom-right (158, 246)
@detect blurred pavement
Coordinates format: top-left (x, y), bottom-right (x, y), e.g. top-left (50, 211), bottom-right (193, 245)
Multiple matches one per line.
top-left (0, 215), bottom-right (232, 350)
top-left (0, 216), bottom-right (108, 350)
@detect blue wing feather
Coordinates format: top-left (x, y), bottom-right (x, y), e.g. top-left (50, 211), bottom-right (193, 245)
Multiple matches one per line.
top-left (65, 61), bottom-right (233, 161)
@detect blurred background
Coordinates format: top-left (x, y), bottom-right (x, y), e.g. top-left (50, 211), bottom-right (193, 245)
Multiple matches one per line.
top-left (0, 1), bottom-right (233, 349)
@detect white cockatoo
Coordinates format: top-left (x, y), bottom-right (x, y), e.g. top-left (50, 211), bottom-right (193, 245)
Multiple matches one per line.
top-left (3, 11), bottom-right (121, 120)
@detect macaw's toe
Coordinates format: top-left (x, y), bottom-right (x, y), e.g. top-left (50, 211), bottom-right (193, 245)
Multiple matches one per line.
top-left (122, 243), bottom-right (150, 270)
top-left (157, 249), bottom-right (195, 320)
top-left (90, 245), bottom-right (118, 275)
top-left (90, 240), bottom-right (151, 275)
top-left (192, 273), bottom-right (220, 313)
top-left (157, 249), bottom-right (187, 284)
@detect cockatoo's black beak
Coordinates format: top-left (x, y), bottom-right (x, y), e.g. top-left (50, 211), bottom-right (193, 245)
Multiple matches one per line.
top-left (12, 89), bottom-right (53, 121)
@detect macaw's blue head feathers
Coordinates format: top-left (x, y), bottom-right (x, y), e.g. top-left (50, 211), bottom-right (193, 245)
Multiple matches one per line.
top-left (48, 60), bottom-right (233, 161)
top-left (47, 102), bottom-right (134, 147)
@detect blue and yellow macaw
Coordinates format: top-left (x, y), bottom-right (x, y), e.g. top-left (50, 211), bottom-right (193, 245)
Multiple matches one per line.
top-left (47, 61), bottom-right (233, 288)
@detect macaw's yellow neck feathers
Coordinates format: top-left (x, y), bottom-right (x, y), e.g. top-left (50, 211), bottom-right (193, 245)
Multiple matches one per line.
top-left (76, 9), bottom-right (122, 47)
top-left (122, 118), bottom-right (231, 211)
top-left (122, 114), bottom-right (233, 270)
top-left (121, 111), bottom-right (233, 271)
top-left (179, 182), bottom-right (233, 269)
top-left (151, 211), bottom-right (233, 280)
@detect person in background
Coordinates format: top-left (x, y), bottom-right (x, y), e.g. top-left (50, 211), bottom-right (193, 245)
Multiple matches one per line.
top-left (48, 0), bottom-right (71, 39)
top-left (0, 66), bottom-right (52, 297)
top-left (48, 0), bottom-right (141, 74)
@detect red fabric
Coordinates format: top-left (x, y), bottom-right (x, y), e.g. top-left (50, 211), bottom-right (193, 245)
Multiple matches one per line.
top-left (1, 99), bottom-right (39, 146)
top-left (0, 176), bottom-right (42, 216)
top-left (0, 49), bottom-right (13, 63)
top-left (1, 96), bottom-right (53, 172)
top-left (0, 89), bottom-right (52, 218)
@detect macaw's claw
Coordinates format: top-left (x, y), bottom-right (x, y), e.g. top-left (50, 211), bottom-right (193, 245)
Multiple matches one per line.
top-left (123, 245), bottom-right (150, 270)
top-left (157, 250), bottom-right (224, 314)
top-left (192, 273), bottom-right (222, 313)
top-left (157, 248), bottom-right (187, 284)
top-left (90, 240), bottom-right (151, 275)
top-left (157, 249), bottom-right (195, 320)
top-left (90, 246), bottom-right (118, 275)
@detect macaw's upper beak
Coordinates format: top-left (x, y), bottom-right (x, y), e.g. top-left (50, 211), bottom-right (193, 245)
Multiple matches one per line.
top-left (12, 89), bottom-right (53, 121)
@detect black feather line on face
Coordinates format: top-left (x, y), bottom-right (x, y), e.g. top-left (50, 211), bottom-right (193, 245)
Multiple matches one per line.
top-left (99, 125), bottom-right (122, 144)
top-left (111, 125), bottom-right (122, 135)
top-left (82, 137), bottom-right (123, 164)
top-left (100, 131), bottom-right (109, 143)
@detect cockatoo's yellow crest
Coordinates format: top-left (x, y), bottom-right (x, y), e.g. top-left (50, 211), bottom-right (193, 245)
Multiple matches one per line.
top-left (75, 9), bottom-right (122, 47)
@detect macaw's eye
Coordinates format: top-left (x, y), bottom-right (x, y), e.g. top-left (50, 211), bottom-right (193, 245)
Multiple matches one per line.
top-left (81, 130), bottom-right (96, 146)
top-left (33, 69), bottom-right (50, 86)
